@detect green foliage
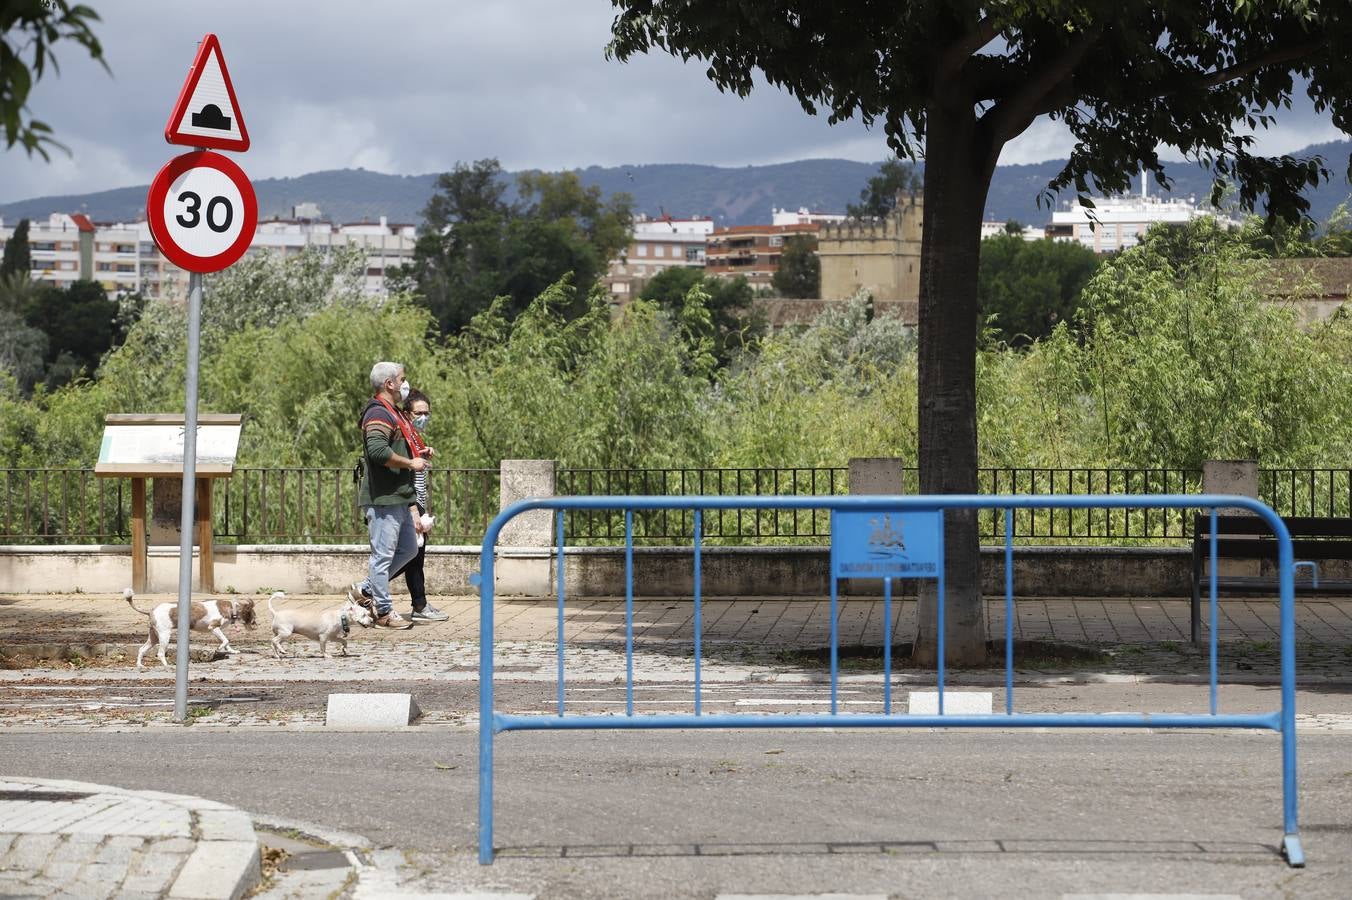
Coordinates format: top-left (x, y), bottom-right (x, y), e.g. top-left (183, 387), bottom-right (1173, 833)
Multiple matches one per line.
top-left (7, 237), bottom-right (1352, 492)
top-left (1, 2), bottom-right (106, 159)
top-left (0, 270), bottom-right (46, 390)
top-left (639, 267), bottom-right (765, 366)
top-left (846, 157), bottom-right (922, 219)
top-left (772, 234), bottom-right (820, 299)
top-left (20, 280), bottom-right (117, 389)
top-left (1069, 240), bottom-right (1352, 469)
top-left (440, 280), bottom-right (712, 469)
top-left (201, 244), bottom-right (369, 340)
top-left (1, 218), bottom-right (31, 275)
top-left (978, 234), bottom-right (1101, 346)
top-left (712, 293), bottom-right (917, 467)
top-left (401, 159), bottom-right (635, 336)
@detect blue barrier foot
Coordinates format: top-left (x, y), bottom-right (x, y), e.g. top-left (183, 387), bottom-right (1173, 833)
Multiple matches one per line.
top-left (1282, 834), bottom-right (1305, 868)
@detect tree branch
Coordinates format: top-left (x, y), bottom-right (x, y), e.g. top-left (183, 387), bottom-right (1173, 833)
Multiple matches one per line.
top-left (981, 25), bottom-right (1102, 149)
top-left (1166, 36), bottom-right (1327, 97)
top-left (934, 14), bottom-right (1001, 82)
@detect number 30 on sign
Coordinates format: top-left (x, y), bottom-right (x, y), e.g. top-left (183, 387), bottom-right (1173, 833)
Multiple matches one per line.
top-left (147, 150), bottom-right (257, 273)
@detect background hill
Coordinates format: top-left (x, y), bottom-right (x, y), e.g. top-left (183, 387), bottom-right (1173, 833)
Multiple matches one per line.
top-left (2, 141), bottom-right (1349, 229)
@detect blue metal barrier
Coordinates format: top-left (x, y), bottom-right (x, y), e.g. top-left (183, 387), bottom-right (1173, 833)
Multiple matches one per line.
top-left (475, 494), bottom-right (1302, 867)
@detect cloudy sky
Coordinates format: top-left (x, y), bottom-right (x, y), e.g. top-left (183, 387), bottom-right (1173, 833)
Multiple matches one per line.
top-left (3, 0), bottom-right (1348, 204)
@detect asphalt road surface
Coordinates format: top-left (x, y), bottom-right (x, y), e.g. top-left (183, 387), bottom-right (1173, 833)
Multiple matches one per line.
top-left (3, 727), bottom-right (1350, 898)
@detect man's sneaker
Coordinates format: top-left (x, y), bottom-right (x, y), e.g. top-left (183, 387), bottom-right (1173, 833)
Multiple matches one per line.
top-left (374, 611), bottom-right (414, 630)
top-left (411, 604), bottom-right (449, 623)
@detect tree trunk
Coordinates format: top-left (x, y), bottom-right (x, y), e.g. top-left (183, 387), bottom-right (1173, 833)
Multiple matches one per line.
top-left (911, 106), bottom-right (996, 667)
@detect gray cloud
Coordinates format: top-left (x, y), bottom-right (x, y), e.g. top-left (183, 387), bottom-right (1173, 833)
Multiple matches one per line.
top-left (2, 0), bottom-right (1345, 205)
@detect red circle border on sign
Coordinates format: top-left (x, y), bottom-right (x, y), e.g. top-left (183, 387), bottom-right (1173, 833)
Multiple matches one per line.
top-left (147, 150), bottom-right (257, 273)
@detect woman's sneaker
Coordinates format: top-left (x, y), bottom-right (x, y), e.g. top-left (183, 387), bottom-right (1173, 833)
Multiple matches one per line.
top-left (374, 611), bottom-right (414, 630)
top-left (411, 604), bottom-right (449, 623)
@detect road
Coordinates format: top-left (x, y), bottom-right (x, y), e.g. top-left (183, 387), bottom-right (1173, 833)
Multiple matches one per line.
top-left (3, 725), bottom-right (1350, 898)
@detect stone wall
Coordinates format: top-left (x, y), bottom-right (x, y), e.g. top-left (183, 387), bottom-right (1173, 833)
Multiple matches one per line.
top-left (0, 541), bottom-right (1199, 598)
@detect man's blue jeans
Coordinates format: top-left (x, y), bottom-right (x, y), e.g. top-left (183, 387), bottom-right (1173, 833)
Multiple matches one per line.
top-left (362, 504), bottom-right (418, 616)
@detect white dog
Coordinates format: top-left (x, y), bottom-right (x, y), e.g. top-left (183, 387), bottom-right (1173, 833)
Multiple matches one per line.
top-left (125, 588), bottom-right (257, 669)
top-left (268, 591), bottom-right (373, 658)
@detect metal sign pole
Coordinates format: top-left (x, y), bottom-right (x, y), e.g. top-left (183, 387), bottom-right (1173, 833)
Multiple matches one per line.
top-left (173, 270), bottom-right (204, 722)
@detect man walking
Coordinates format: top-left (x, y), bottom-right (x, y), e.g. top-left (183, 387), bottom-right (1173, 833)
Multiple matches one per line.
top-left (352, 361), bottom-right (424, 629)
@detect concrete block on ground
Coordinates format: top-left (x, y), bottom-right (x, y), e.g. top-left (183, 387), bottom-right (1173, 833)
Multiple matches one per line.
top-left (195, 810), bottom-right (255, 843)
top-left (325, 693), bottom-right (421, 728)
top-left (167, 840), bottom-right (259, 900)
top-left (907, 691), bottom-right (994, 715)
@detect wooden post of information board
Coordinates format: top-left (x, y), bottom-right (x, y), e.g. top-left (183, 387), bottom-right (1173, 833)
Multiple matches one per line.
top-left (94, 414), bottom-right (242, 593)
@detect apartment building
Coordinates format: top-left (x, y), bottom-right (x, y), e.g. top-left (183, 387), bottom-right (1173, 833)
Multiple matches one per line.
top-left (251, 213), bottom-right (417, 294)
top-left (1046, 174), bottom-right (1242, 252)
top-left (705, 222), bottom-right (819, 287)
top-left (606, 215), bottom-right (713, 302)
top-left (0, 213), bottom-right (187, 299)
top-left (0, 208), bottom-right (416, 300)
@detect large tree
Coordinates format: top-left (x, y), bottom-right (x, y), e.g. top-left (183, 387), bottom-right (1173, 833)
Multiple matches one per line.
top-left (773, 234), bottom-right (821, 299)
top-left (2, 2), bottom-right (105, 159)
top-left (639, 266), bottom-right (765, 366)
top-left (1, 218), bottom-right (32, 276)
top-left (978, 234), bottom-right (1100, 346)
top-left (847, 156), bottom-right (923, 219)
top-left (403, 159), bottom-right (634, 335)
top-left (609, 1), bottom-right (1352, 665)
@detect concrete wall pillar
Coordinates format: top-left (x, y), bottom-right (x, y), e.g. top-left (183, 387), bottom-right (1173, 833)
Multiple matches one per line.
top-left (496, 459), bottom-right (555, 596)
top-left (1202, 459), bottom-right (1259, 510)
top-left (1203, 459), bottom-right (1260, 575)
top-left (848, 457), bottom-right (904, 495)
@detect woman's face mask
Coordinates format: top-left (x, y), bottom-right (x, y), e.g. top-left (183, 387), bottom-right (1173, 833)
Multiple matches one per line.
top-left (412, 413), bottom-right (429, 431)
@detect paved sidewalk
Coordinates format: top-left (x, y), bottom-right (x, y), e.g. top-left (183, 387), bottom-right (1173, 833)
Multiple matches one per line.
top-left (7, 592), bottom-right (1352, 648)
top-left (0, 777), bottom-right (259, 900)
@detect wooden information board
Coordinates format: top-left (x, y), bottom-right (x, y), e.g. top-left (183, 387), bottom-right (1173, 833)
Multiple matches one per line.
top-left (94, 414), bottom-right (242, 591)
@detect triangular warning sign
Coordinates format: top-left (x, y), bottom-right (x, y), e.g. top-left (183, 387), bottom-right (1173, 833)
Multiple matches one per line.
top-left (165, 33), bottom-right (250, 152)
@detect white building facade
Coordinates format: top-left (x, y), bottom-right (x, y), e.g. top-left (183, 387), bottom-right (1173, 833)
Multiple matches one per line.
top-left (1046, 175), bottom-right (1242, 253)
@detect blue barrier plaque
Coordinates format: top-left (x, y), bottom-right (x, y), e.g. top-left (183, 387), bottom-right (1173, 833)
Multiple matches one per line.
top-left (831, 509), bottom-right (943, 579)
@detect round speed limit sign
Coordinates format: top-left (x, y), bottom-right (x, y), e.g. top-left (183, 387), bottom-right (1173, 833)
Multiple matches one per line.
top-left (147, 150), bottom-right (257, 273)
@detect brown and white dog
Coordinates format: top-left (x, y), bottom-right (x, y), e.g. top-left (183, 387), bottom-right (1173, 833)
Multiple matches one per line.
top-left (124, 588), bottom-right (257, 669)
top-left (268, 591), bottom-right (373, 658)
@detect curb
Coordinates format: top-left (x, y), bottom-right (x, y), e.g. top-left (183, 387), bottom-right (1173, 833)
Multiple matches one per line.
top-left (0, 777), bottom-right (260, 900)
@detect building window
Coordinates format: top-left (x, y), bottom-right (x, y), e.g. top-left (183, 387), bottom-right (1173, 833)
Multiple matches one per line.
top-left (685, 247), bottom-right (701, 262)
top-left (769, 236), bottom-right (783, 247)
top-left (654, 244), bottom-right (665, 258)
top-left (636, 244), bottom-right (648, 257)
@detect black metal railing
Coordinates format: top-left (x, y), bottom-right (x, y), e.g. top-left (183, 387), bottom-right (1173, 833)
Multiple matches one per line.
top-left (556, 466), bottom-right (848, 545)
top-left (214, 466), bottom-right (500, 544)
top-left (6, 464), bottom-right (1347, 547)
top-left (1259, 468), bottom-right (1352, 519)
top-left (0, 468), bottom-right (132, 543)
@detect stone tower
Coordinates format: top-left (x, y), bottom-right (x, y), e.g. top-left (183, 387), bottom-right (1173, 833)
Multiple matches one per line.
top-left (817, 192), bottom-right (923, 322)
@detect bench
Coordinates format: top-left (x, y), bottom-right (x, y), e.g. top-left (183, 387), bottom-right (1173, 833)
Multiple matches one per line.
top-left (1190, 513), bottom-right (1352, 643)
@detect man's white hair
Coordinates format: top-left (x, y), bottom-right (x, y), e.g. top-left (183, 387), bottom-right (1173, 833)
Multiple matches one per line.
top-left (369, 361), bottom-right (403, 392)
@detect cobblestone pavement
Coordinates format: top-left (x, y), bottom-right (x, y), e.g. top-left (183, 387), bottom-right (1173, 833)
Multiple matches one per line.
top-left (3, 592), bottom-right (1351, 732)
top-left (0, 777), bottom-right (259, 899)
